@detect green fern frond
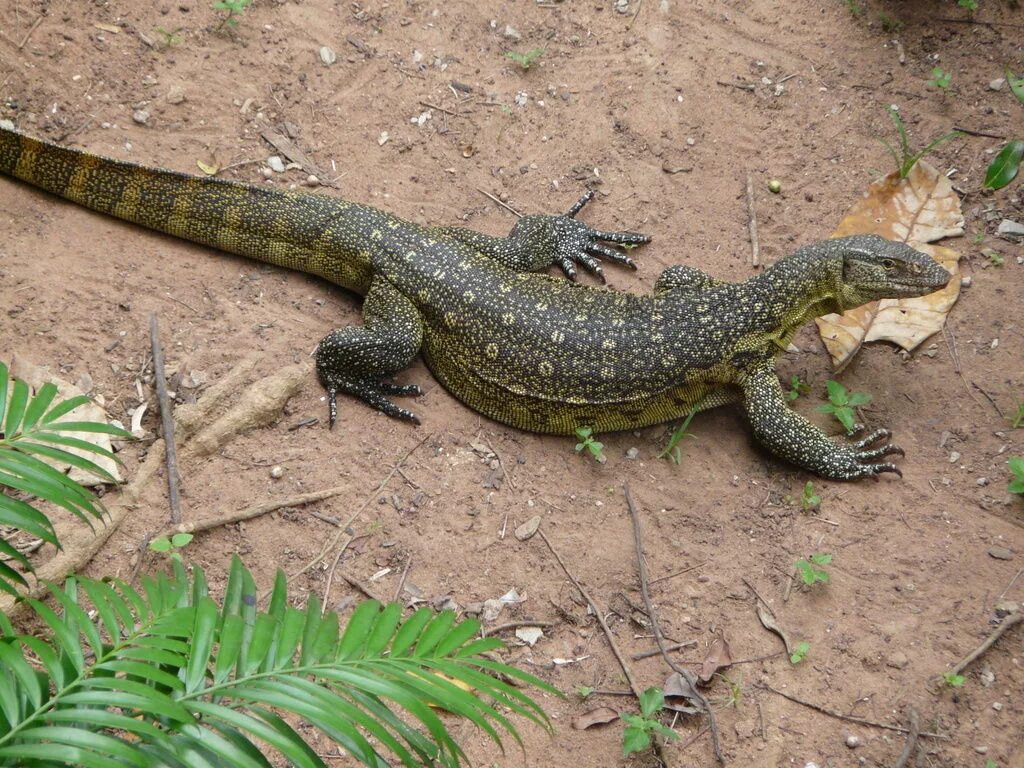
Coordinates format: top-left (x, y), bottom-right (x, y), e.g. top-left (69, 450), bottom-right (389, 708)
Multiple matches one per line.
top-left (0, 556), bottom-right (557, 767)
top-left (0, 360), bottom-right (130, 596)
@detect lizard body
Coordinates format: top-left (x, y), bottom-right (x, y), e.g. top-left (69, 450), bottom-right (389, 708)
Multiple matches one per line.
top-left (0, 124), bottom-right (951, 479)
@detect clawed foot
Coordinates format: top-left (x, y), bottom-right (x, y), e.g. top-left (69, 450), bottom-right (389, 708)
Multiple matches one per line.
top-left (552, 190), bottom-right (651, 282)
top-left (325, 380), bottom-right (422, 428)
top-left (831, 428), bottom-right (905, 479)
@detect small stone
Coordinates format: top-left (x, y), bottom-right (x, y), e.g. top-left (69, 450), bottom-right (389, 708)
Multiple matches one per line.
top-left (975, 746), bottom-right (988, 755)
top-left (988, 546), bottom-right (1013, 560)
top-left (948, 451), bottom-right (961, 463)
top-left (166, 85), bottom-right (185, 104)
top-left (845, 735), bottom-right (861, 748)
top-left (306, 174), bottom-right (319, 186)
top-left (886, 651), bottom-right (909, 669)
top-left (993, 702), bottom-right (1003, 711)
top-left (686, 137), bottom-right (696, 146)
top-left (319, 45), bottom-right (337, 65)
top-left (378, 131), bottom-right (389, 146)
top-left (132, 109), bottom-right (150, 124)
top-left (503, 24), bottom-right (521, 40)
top-left (270, 465), bottom-right (284, 479)
top-left (768, 179), bottom-right (782, 193)
top-left (996, 219), bottom-right (1024, 239)
top-left (960, 275), bottom-right (972, 288)
top-left (977, 477), bottom-right (989, 486)
top-left (267, 155), bottom-right (286, 173)
top-left (514, 515), bottom-right (542, 541)
top-left (989, 78), bottom-right (1006, 91)
top-left (0, 118), bottom-right (14, 131)
top-left (625, 447), bottom-right (639, 459)
top-left (994, 599), bottom-right (1020, 617)
top-left (979, 667), bottom-right (995, 687)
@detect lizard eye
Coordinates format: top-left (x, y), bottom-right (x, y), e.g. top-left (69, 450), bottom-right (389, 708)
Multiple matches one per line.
top-left (880, 258), bottom-right (897, 270)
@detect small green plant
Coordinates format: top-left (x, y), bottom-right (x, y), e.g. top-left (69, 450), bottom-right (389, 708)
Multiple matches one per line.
top-left (984, 140), bottom-right (1024, 191)
top-left (789, 641), bottom-right (811, 664)
top-left (1011, 402), bottom-right (1024, 429)
top-left (148, 531), bottom-right (194, 561)
top-left (928, 67), bottom-right (953, 90)
top-left (154, 26), bottom-right (184, 46)
top-left (505, 48), bottom-right (544, 70)
top-left (942, 671), bottom-right (966, 687)
top-left (659, 409), bottom-right (698, 464)
top-left (878, 13), bottom-right (903, 33)
top-left (989, 251), bottom-right (1006, 267)
top-left (957, 0), bottom-right (978, 10)
top-left (986, 760), bottom-right (999, 768)
top-left (714, 673), bottom-right (743, 708)
top-left (801, 481), bottom-right (822, 511)
top-left (795, 553), bottom-right (833, 586)
top-left (844, 0), bottom-right (864, 17)
top-left (576, 685), bottom-right (596, 699)
top-left (574, 426), bottom-right (605, 462)
top-left (621, 688), bottom-right (680, 756)
top-left (973, 231), bottom-right (986, 244)
top-left (817, 380), bottom-right (871, 434)
top-left (1007, 68), bottom-right (1024, 105)
top-left (213, 0), bottom-right (252, 29)
top-left (880, 107), bottom-right (960, 179)
top-left (786, 375), bottom-right (811, 402)
top-left (1009, 457), bottom-right (1024, 496)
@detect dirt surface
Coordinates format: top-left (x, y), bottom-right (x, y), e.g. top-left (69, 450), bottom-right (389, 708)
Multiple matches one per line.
top-left (2, 0), bottom-right (1023, 765)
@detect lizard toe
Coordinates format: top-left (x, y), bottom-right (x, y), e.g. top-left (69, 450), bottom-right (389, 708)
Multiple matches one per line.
top-left (565, 189), bottom-right (595, 218)
top-left (854, 428), bottom-right (892, 449)
top-left (587, 242), bottom-right (637, 269)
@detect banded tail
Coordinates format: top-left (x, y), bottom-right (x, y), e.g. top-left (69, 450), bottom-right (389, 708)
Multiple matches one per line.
top-left (0, 124), bottom-right (372, 292)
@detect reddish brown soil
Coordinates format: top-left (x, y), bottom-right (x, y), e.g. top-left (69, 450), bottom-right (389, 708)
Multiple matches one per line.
top-left (2, 0), bottom-right (1023, 766)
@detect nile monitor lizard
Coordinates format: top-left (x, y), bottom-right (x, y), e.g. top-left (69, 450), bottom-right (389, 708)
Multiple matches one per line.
top-left (0, 124), bottom-right (951, 480)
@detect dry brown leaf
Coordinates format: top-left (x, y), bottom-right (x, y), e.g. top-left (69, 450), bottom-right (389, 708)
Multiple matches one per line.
top-left (662, 671), bottom-right (702, 714)
top-left (699, 632), bottom-right (734, 683)
top-left (815, 160), bottom-right (963, 370)
top-left (572, 707), bottom-right (620, 730)
top-left (755, 601), bottom-right (793, 657)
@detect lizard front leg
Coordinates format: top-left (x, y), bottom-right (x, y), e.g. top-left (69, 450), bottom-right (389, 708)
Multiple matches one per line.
top-left (431, 190), bottom-right (650, 281)
top-left (314, 278), bottom-right (424, 426)
top-left (741, 363), bottom-right (904, 480)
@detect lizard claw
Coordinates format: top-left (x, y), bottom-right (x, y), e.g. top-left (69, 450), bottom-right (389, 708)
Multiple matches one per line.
top-left (325, 379), bottom-right (421, 428)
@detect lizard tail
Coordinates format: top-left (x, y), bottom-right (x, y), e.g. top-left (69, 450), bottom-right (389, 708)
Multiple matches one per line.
top-left (0, 123), bottom-right (371, 292)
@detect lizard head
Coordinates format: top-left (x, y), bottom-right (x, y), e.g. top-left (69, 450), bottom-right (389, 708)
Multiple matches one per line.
top-left (832, 234), bottom-right (951, 308)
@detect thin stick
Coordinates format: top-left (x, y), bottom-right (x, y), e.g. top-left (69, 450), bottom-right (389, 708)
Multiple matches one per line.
top-left (476, 188), bottom-right (523, 218)
top-left (393, 557), bottom-right (412, 602)
top-left (149, 314), bottom-right (182, 525)
top-left (16, 15), bottom-right (43, 49)
top-left (746, 174), bottom-right (760, 267)
top-left (482, 620), bottom-right (556, 637)
top-left (971, 381), bottom-right (1005, 418)
top-left (626, 0), bottom-right (643, 30)
top-left (952, 126), bottom-right (1006, 140)
top-left (931, 16), bottom-right (1024, 28)
top-left (483, 436), bottom-right (516, 489)
top-left (537, 528), bottom-right (642, 698)
top-left (716, 80), bottom-right (756, 92)
top-left (322, 537), bottom-right (355, 614)
top-left (625, 484), bottom-right (723, 764)
top-left (649, 560), bottom-right (708, 586)
top-left (949, 611), bottom-right (1023, 676)
top-left (892, 708), bottom-right (920, 768)
top-left (758, 684), bottom-right (945, 738)
top-left (419, 100), bottom-right (459, 116)
top-left (997, 567), bottom-right (1023, 602)
top-left (631, 640), bottom-right (697, 660)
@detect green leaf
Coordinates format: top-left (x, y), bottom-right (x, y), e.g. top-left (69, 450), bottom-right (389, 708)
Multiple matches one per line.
top-left (825, 379), bottom-right (848, 405)
top-left (622, 724), bottom-right (651, 756)
top-left (150, 537), bottom-right (173, 553)
top-left (638, 687), bottom-right (663, 718)
top-left (1007, 68), bottom-right (1024, 105)
top-left (984, 140), bottom-right (1024, 190)
top-left (846, 391), bottom-right (872, 407)
top-left (4, 379), bottom-right (29, 437)
top-left (170, 532), bottom-right (194, 548)
top-left (811, 553), bottom-right (833, 565)
top-left (21, 382), bottom-right (59, 432)
top-left (0, 362), bottom-right (8, 427)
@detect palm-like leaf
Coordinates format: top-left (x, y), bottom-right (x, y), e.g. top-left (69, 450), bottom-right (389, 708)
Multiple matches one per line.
top-left (0, 556), bottom-right (557, 767)
top-left (0, 360), bottom-right (130, 596)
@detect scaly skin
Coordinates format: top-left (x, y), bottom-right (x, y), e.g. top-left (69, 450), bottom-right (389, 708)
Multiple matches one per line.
top-left (0, 124), bottom-right (952, 479)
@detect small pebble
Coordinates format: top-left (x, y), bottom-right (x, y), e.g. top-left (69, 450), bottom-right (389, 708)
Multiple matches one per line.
top-left (166, 85), bottom-right (185, 104)
top-left (977, 477), bottom-right (989, 486)
top-left (960, 275), bottom-right (972, 288)
top-left (993, 702), bottom-right (1003, 711)
top-left (989, 78), bottom-right (1005, 91)
top-left (503, 24), bottom-right (521, 40)
top-left (514, 515), bottom-right (542, 541)
top-left (270, 465), bottom-right (284, 479)
top-left (319, 45), bottom-right (337, 65)
top-left (975, 746), bottom-right (988, 755)
top-left (625, 447), bottom-right (639, 459)
top-left (988, 546), bottom-right (1013, 561)
top-left (132, 109), bottom-right (150, 124)
top-left (948, 451), bottom-right (961, 463)
top-left (845, 735), bottom-right (861, 749)
top-left (306, 174), bottom-right (319, 186)
top-left (267, 155), bottom-right (286, 173)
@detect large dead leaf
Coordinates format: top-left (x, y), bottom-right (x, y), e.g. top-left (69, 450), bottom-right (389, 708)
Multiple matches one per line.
top-left (572, 707), bottom-right (620, 730)
top-left (699, 632), bottom-right (734, 683)
top-left (815, 161), bottom-right (963, 371)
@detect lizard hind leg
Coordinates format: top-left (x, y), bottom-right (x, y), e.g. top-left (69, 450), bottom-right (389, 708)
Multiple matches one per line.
top-left (314, 278), bottom-right (424, 427)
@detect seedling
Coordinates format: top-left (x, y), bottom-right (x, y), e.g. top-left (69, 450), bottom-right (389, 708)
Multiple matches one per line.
top-left (957, 0), bottom-right (978, 10)
top-left (1011, 402), bottom-right (1024, 429)
top-left (576, 686), bottom-right (595, 699)
top-left (801, 481), bottom-right (821, 511)
top-left (927, 67), bottom-right (952, 90)
top-left (1009, 457), bottom-right (1024, 496)
top-left (659, 409), bottom-right (697, 464)
top-left (621, 688), bottom-right (680, 757)
top-left (845, 0), bottom-right (864, 17)
top-left (505, 48), bottom-right (544, 70)
top-left (817, 380), bottom-right (871, 434)
top-left (989, 251), bottom-right (1005, 267)
top-left (878, 13), bottom-right (902, 33)
top-left (973, 231), bottom-right (986, 244)
top-left (789, 641), bottom-right (811, 664)
top-left (795, 553), bottom-right (832, 586)
top-left (149, 532), bottom-right (194, 561)
top-left (984, 140), bottom-right (1024, 191)
top-left (786, 375), bottom-right (811, 402)
top-left (213, 0), bottom-right (252, 29)
top-left (713, 674), bottom-right (743, 708)
top-left (574, 426), bottom-right (605, 463)
top-left (154, 27), bottom-right (184, 47)
top-left (942, 671), bottom-right (965, 687)
top-left (879, 107), bottom-right (960, 179)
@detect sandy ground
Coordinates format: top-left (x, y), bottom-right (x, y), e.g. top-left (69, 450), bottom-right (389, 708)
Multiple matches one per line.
top-left (1, 0), bottom-right (1023, 765)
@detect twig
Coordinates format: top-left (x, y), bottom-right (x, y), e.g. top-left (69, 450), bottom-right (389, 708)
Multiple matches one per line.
top-left (757, 684), bottom-right (945, 738)
top-left (537, 528), bottom-right (643, 698)
top-left (952, 126), bottom-right (1006, 140)
top-left (482, 620), bottom-right (557, 637)
top-left (149, 314), bottom-right (182, 525)
top-left (931, 16), bottom-right (1024, 28)
top-left (971, 381), bottom-right (1005, 418)
top-left (746, 174), bottom-right (759, 267)
top-left (741, 577), bottom-right (776, 615)
top-left (418, 100), bottom-right (459, 116)
top-left (322, 537), bottom-right (355, 614)
top-left (17, 15), bottom-right (43, 49)
top-left (309, 510), bottom-right (341, 526)
top-left (631, 640), bottom-right (697, 660)
top-left (625, 484), bottom-right (723, 764)
top-left (949, 611), bottom-right (1023, 677)
top-left (716, 80), bottom-right (756, 92)
top-left (476, 188), bottom-right (523, 218)
top-left (483, 436), bottom-right (516, 489)
top-left (393, 557), bottom-right (412, 602)
top-left (649, 560), bottom-right (708, 586)
top-left (997, 567), bottom-right (1023, 602)
top-left (626, 0), bottom-right (643, 30)
top-left (892, 708), bottom-right (920, 768)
